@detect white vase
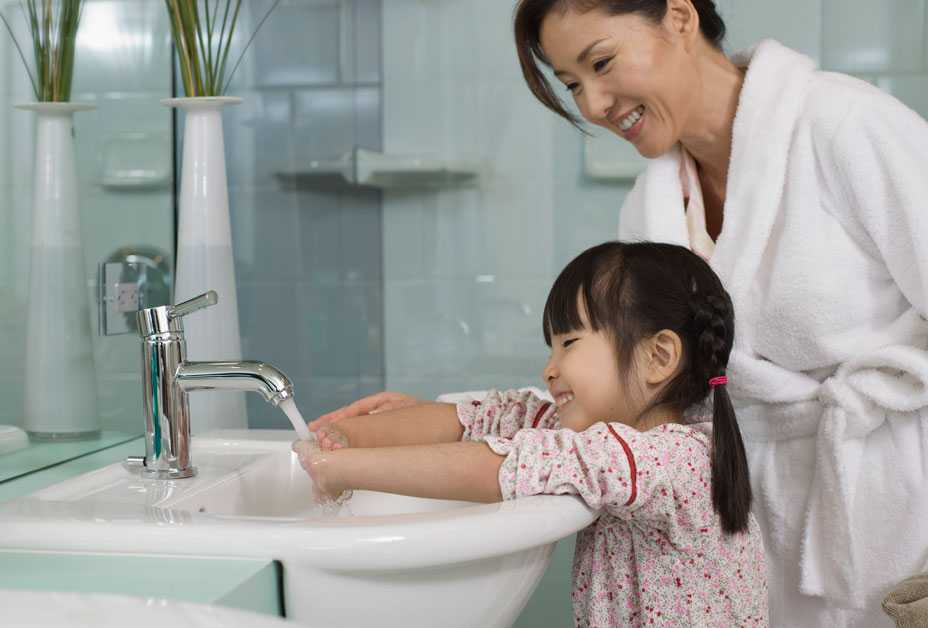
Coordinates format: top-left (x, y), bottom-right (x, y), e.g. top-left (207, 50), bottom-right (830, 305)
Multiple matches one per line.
top-left (162, 96), bottom-right (246, 433)
top-left (17, 102), bottom-right (99, 439)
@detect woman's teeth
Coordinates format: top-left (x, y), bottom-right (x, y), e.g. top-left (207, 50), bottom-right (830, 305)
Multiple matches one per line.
top-left (619, 105), bottom-right (645, 131)
top-left (555, 392), bottom-right (575, 408)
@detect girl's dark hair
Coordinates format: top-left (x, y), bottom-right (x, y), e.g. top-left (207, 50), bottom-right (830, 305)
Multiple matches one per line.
top-left (514, 0), bottom-right (727, 127)
top-left (543, 241), bottom-right (750, 534)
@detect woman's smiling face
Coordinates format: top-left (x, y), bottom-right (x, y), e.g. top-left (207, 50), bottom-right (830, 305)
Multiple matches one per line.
top-left (539, 6), bottom-right (698, 158)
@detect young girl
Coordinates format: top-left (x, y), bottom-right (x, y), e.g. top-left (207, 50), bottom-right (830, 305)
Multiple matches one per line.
top-left (294, 241), bottom-right (768, 626)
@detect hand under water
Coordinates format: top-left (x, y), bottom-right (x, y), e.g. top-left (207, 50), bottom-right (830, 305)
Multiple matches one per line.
top-left (292, 434), bottom-right (352, 506)
top-left (313, 422), bottom-right (350, 452)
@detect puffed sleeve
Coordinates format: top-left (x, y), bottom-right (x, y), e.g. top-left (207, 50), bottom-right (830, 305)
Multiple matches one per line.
top-left (456, 389), bottom-right (558, 441)
top-left (484, 421), bottom-right (680, 519)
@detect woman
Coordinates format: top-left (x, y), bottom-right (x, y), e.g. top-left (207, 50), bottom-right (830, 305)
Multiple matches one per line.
top-left (312, 1), bottom-right (928, 625)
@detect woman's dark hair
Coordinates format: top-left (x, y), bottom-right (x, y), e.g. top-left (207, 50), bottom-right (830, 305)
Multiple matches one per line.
top-left (514, 0), bottom-right (727, 127)
top-left (543, 241), bottom-right (750, 534)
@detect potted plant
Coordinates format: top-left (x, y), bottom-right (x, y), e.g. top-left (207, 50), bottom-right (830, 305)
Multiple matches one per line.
top-left (1, 0), bottom-right (99, 439)
top-left (162, 0), bottom-right (279, 431)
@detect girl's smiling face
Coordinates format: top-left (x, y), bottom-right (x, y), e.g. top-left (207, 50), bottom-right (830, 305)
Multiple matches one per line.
top-left (543, 301), bottom-right (643, 432)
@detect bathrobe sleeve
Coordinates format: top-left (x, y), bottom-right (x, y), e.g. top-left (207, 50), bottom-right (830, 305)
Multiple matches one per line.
top-left (825, 86), bottom-right (928, 313)
top-left (456, 389), bottom-right (558, 441)
top-left (483, 422), bottom-right (686, 519)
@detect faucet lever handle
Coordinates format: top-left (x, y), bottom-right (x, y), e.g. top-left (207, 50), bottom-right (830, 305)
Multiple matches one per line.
top-left (170, 290), bottom-right (218, 320)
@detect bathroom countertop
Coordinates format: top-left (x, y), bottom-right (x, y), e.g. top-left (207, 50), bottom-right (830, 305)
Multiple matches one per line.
top-left (0, 551), bottom-right (283, 617)
top-left (0, 437), bottom-right (144, 502)
top-left (0, 430), bottom-right (140, 484)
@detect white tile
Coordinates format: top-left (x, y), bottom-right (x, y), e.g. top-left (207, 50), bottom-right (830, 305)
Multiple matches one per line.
top-left (96, 373), bottom-right (144, 434)
top-left (358, 375), bottom-right (387, 399)
top-left (0, 377), bottom-right (24, 426)
top-left (291, 88), bottom-right (363, 159)
top-left (876, 75), bottom-right (928, 121)
top-left (383, 279), bottom-right (482, 379)
top-left (94, 332), bottom-right (141, 379)
top-left (223, 90), bottom-right (291, 188)
top-left (382, 0), bottom-right (448, 84)
top-left (297, 194), bottom-right (343, 283)
top-left (474, 0), bottom-right (528, 81)
top-left (420, 189), bottom-right (492, 280)
top-left (304, 376), bottom-right (363, 420)
top-left (823, 0), bottom-right (925, 72)
top-left (383, 275), bottom-right (552, 387)
top-left (471, 277), bottom-right (552, 380)
top-left (383, 194), bottom-right (427, 281)
top-left (345, 0), bottom-right (383, 84)
top-left (719, 0), bottom-right (823, 61)
top-left (337, 192), bottom-right (382, 282)
top-left (233, 186), bottom-right (304, 282)
top-left (238, 282), bottom-right (303, 379)
top-left (297, 279), bottom-right (383, 380)
top-left (250, 2), bottom-right (341, 88)
top-left (382, 80), bottom-right (446, 152)
top-left (73, 0), bottom-right (172, 94)
top-left (551, 121), bottom-right (632, 259)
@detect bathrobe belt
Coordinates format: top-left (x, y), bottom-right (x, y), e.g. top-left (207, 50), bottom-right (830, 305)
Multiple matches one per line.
top-left (735, 344), bottom-right (928, 608)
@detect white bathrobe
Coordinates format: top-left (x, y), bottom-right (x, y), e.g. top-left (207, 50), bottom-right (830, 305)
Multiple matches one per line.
top-left (618, 39), bottom-right (928, 627)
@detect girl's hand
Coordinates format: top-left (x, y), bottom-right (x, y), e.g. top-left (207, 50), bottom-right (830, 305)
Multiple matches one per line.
top-left (307, 391), bottom-right (421, 431)
top-left (292, 440), bottom-right (351, 505)
top-left (314, 422), bottom-right (349, 452)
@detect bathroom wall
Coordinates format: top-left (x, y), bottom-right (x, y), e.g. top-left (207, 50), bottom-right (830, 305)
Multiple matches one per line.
top-left (219, 0), bottom-right (385, 429)
top-left (381, 0), bottom-right (622, 399)
top-left (0, 0), bottom-right (174, 434)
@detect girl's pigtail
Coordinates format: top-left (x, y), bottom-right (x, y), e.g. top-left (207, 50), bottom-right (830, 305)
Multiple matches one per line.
top-left (694, 292), bottom-right (752, 534)
top-left (709, 378), bottom-right (752, 534)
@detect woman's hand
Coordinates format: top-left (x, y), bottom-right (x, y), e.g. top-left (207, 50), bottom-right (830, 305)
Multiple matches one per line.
top-left (292, 440), bottom-right (350, 505)
top-left (307, 391), bottom-right (421, 431)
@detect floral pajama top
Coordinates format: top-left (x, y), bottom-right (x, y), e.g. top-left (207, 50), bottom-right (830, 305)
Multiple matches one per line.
top-left (457, 389), bottom-right (768, 627)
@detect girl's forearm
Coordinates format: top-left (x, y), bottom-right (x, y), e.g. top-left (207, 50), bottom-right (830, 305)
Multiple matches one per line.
top-left (337, 402), bottom-right (464, 448)
top-left (330, 441), bottom-right (504, 503)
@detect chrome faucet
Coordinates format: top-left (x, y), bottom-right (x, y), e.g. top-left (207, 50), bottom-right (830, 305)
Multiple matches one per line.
top-left (129, 290), bottom-right (293, 479)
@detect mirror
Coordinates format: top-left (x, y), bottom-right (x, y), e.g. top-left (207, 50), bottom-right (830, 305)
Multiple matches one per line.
top-left (0, 0), bottom-right (174, 481)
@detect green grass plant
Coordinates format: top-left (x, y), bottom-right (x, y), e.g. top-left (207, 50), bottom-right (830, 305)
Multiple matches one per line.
top-left (165, 0), bottom-right (281, 97)
top-left (0, 0), bottom-right (84, 102)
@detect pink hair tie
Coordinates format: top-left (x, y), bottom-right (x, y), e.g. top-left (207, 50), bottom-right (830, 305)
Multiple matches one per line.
top-left (708, 376), bottom-right (728, 388)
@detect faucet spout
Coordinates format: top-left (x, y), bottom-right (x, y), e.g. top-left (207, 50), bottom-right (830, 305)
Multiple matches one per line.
top-left (176, 361), bottom-right (293, 406)
top-left (135, 292), bottom-right (297, 479)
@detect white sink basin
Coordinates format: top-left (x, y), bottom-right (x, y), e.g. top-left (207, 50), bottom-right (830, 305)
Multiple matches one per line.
top-left (0, 430), bottom-right (596, 628)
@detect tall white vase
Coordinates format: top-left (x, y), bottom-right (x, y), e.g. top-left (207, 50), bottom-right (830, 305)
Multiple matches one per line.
top-left (163, 96), bottom-right (246, 433)
top-left (17, 102), bottom-right (99, 439)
